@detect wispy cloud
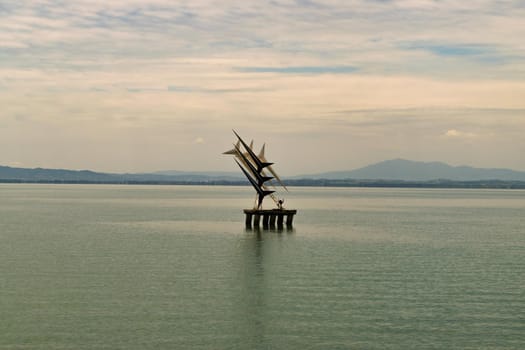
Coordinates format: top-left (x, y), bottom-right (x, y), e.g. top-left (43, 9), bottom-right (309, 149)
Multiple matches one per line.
top-left (193, 137), bottom-right (205, 144)
top-left (2, 1), bottom-right (524, 78)
top-left (444, 129), bottom-right (477, 138)
top-left (237, 66), bottom-right (358, 74)
top-left (167, 85), bottom-right (271, 94)
top-left (402, 42), bottom-right (491, 56)
top-left (401, 42), bottom-right (509, 64)
top-left (1, 0), bottom-right (525, 172)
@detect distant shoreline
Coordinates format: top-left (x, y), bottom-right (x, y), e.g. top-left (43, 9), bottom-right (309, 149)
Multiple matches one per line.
top-left (2, 179), bottom-right (525, 189)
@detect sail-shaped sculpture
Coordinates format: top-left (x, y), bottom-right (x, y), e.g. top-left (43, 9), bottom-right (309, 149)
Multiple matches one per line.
top-left (257, 143), bottom-right (288, 191)
top-left (232, 130), bottom-right (274, 172)
top-left (224, 130), bottom-right (297, 228)
top-left (235, 160), bottom-right (275, 209)
top-left (223, 130), bottom-right (287, 210)
top-left (224, 140), bottom-right (279, 190)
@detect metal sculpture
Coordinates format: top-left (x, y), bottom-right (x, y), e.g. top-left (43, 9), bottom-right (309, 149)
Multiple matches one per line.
top-left (223, 130), bottom-right (285, 210)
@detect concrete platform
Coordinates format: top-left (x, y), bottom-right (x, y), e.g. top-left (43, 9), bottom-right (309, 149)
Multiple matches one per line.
top-left (243, 209), bottom-right (297, 228)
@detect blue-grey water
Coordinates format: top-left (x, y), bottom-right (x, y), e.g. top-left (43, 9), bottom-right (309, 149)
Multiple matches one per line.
top-left (1, 184), bottom-right (524, 349)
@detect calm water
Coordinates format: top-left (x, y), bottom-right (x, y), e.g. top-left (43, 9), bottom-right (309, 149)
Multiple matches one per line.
top-left (1, 184), bottom-right (524, 349)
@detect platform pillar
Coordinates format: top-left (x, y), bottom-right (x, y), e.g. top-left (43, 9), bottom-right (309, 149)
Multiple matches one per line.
top-left (253, 213), bottom-right (261, 227)
top-left (245, 213), bottom-right (253, 227)
top-left (244, 209), bottom-right (297, 230)
top-left (269, 214), bottom-right (277, 228)
top-left (286, 213), bottom-right (295, 227)
top-left (277, 214), bottom-right (284, 227)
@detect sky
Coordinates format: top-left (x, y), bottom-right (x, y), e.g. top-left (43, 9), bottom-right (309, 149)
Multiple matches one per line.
top-left (1, 0), bottom-right (524, 175)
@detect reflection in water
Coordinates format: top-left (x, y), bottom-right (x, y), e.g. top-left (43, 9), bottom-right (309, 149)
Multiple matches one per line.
top-left (236, 230), bottom-right (266, 347)
top-left (234, 229), bottom-right (293, 347)
top-left (245, 226), bottom-right (295, 235)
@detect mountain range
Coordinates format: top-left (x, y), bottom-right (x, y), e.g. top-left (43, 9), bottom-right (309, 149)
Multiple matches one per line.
top-left (296, 159), bottom-right (525, 181)
top-left (0, 166), bottom-right (242, 183)
top-left (2, 159), bottom-right (525, 183)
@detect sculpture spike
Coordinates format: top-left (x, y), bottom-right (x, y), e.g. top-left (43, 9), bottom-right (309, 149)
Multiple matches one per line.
top-left (222, 141), bottom-right (240, 155)
top-left (257, 143), bottom-right (288, 192)
top-left (232, 130), bottom-right (273, 172)
top-left (234, 143), bottom-right (273, 186)
top-left (235, 159), bottom-right (274, 209)
top-left (258, 143), bottom-right (265, 158)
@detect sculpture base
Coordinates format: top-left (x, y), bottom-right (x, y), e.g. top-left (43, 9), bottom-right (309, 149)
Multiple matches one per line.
top-left (243, 209), bottom-right (297, 229)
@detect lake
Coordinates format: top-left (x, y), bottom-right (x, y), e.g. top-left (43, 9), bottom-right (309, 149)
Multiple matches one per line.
top-left (1, 184), bottom-right (524, 349)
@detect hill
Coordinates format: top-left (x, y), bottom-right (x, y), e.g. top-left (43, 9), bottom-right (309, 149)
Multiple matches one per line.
top-left (0, 165), bottom-right (242, 183)
top-left (2, 159), bottom-right (525, 185)
top-left (297, 159), bottom-right (525, 181)
top-left (0, 165), bottom-right (118, 182)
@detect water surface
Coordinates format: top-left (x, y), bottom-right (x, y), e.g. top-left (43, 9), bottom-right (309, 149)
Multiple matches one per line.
top-left (1, 185), bottom-right (524, 349)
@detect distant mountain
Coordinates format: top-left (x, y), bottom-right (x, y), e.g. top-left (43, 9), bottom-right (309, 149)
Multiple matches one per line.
top-left (297, 159), bottom-right (525, 181)
top-left (3, 159), bottom-right (525, 184)
top-left (151, 170), bottom-right (242, 181)
top-left (0, 165), bottom-right (118, 182)
top-left (0, 165), bottom-right (243, 183)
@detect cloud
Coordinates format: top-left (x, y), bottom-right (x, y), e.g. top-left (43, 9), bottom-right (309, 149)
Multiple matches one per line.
top-left (193, 137), bottom-right (205, 144)
top-left (167, 85), bottom-right (271, 94)
top-left (400, 42), bottom-right (509, 65)
top-left (416, 44), bottom-right (489, 57)
top-left (2, 0), bottom-right (525, 172)
top-left (444, 129), bottom-right (477, 138)
top-left (237, 66), bottom-right (358, 74)
top-left (1, 0), bottom-right (523, 82)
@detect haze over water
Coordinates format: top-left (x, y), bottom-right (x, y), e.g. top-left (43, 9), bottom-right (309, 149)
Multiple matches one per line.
top-left (1, 185), bottom-right (524, 349)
